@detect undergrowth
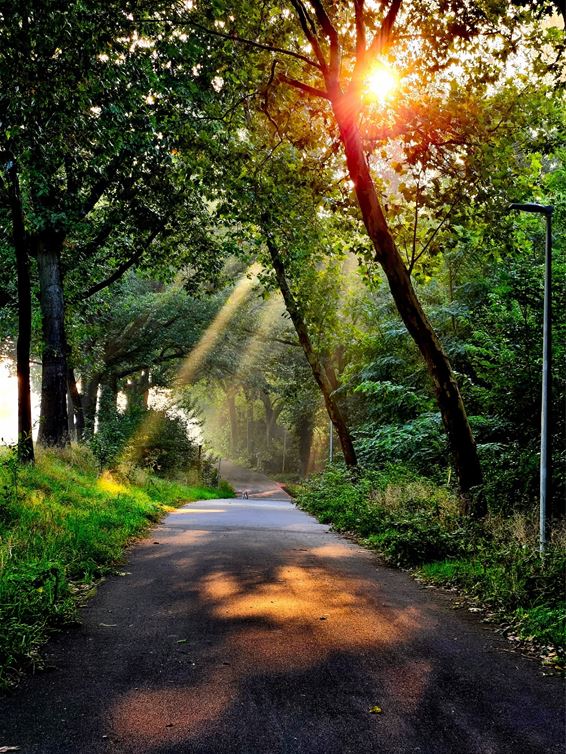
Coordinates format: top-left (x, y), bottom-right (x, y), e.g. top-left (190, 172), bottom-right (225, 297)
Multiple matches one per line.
top-left (0, 445), bottom-right (233, 691)
top-left (296, 465), bottom-right (565, 664)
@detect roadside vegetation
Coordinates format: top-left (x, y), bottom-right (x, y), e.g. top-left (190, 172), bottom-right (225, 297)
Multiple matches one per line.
top-left (296, 466), bottom-right (566, 668)
top-left (0, 0), bottom-right (564, 691)
top-left (0, 445), bottom-right (233, 691)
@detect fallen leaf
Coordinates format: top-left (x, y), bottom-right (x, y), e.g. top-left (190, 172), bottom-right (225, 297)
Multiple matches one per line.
top-left (0, 747), bottom-right (21, 752)
top-left (176, 639), bottom-right (188, 644)
top-left (369, 706), bottom-right (383, 714)
top-left (99, 623), bottom-right (117, 627)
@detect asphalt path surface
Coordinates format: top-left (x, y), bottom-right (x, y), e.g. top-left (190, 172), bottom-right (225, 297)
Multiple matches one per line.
top-left (1, 462), bottom-right (564, 753)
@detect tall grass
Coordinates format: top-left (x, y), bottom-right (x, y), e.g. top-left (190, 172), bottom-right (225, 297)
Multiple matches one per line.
top-left (0, 446), bottom-right (233, 690)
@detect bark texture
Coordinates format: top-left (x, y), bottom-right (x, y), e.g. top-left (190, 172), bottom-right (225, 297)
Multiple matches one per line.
top-left (37, 235), bottom-right (69, 447)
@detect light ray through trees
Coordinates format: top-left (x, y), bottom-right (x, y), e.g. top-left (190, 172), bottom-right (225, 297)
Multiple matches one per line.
top-left (118, 264), bottom-right (261, 467)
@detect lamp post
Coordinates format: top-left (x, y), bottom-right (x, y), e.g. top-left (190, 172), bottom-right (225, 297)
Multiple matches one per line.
top-left (509, 203), bottom-right (553, 553)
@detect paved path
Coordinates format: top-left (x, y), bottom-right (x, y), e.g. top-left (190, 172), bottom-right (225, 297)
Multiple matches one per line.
top-left (1, 464), bottom-right (564, 753)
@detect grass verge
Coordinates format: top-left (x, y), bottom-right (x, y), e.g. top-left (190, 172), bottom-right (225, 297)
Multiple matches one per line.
top-left (0, 446), bottom-right (233, 691)
top-left (296, 465), bottom-right (565, 669)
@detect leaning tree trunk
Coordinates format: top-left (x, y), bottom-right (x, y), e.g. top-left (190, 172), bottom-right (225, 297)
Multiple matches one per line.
top-left (5, 158), bottom-right (34, 462)
top-left (263, 230), bottom-right (358, 469)
top-left (37, 234), bottom-right (69, 447)
top-left (333, 99), bottom-right (484, 514)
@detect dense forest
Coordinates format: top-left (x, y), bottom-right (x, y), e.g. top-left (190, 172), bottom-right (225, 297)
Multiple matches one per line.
top-left (0, 1), bottom-right (564, 685)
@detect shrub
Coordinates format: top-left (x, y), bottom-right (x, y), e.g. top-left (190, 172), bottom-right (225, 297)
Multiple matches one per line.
top-left (125, 411), bottom-right (196, 475)
top-left (355, 413), bottom-right (448, 477)
top-left (366, 513), bottom-right (460, 567)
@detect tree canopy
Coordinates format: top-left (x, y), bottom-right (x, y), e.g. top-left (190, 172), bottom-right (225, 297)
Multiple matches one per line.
top-left (0, 0), bottom-right (563, 516)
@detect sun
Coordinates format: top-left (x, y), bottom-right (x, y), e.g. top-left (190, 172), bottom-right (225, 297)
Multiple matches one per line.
top-left (364, 62), bottom-right (398, 102)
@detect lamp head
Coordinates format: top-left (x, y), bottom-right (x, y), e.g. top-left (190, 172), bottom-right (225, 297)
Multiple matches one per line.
top-left (508, 202), bottom-right (553, 216)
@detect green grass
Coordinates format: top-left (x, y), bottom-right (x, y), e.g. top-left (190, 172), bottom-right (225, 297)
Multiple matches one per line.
top-left (0, 446), bottom-right (233, 690)
top-left (296, 465), bottom-right (566, 661)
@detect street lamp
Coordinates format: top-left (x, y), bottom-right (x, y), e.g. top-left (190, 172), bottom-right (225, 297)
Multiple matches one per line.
top-left (508, 202), bottom-right (553, 554)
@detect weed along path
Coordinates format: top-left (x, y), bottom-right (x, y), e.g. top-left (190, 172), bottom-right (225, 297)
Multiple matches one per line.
top-left (1, 464), bottom-right (564, 754)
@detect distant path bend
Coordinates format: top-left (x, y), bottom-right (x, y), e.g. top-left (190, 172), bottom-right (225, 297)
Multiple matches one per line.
top-left (219, 459), bottom-right (292, 500)
top-left (1, 462), bottom-right (564, 753)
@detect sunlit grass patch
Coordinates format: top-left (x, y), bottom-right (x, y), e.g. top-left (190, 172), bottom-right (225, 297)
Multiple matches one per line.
top-left (0, 446), bottom-right (233, 691)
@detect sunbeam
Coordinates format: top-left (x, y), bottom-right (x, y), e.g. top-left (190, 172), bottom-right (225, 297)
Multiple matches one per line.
top-left (118, 264), bottom-right (261, 467)
top-left (233, 293), bottom-right (284, 377)
top-left (175, 264), bottom-right (262, 388)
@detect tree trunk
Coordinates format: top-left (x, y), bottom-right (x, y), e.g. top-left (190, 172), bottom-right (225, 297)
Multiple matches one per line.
top-left (226, 389), bottom-right (238, 456)
top-left (67, 367), bottom-right (85, 442)
top-left (140, 369), bottom-right (150, 411)
top-left (333, 98), bottom-right (484, 514)
top-left (5, 157), bottom-right (34, 462)
top-left (37, 234), bottom-right (69, 447)
top-left (82, 374), bottom-right (100, 439)
top-left (263, 230), bottom-right (358, 468)
top-left (125, 370), bottom-right (150, 412)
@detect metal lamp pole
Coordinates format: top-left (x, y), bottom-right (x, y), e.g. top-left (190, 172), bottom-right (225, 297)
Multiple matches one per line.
top-left (509, 203), bottom-right (553, 553)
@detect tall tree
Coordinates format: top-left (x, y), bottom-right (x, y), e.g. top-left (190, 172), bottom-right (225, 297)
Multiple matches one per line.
top-left (0, 1), bottom-right (219, 445)
top-left (186, 0), bottom-right (561, 513)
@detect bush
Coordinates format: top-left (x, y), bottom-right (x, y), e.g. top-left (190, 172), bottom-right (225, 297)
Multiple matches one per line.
top-left (355, 413), bottom-right (448, 477)
top-left (125, 411), bottom-right (196, 475)
top-left (366, 513), bottom-right (460, 567)
top-left (90, 408), bottom-right (214, 480)
top-left (89, 408), bottom-right (143, 471)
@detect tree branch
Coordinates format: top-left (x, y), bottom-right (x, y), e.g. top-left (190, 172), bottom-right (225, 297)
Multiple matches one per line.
top-left (79, 151), bottom-right (126, 219)
top-left (289, 0), bottom-right (328, 72)
top-left (353, 0), bottom-right (367, 62)
top-left (278, 73), bottom-right (331, 99)
top-left (309, 0), bottom-right (341, 79)
top-left (367, 0), bottom-right (403, 57)
top-left (115, 350), bottom-right (185, 380)
top-left (186, 18), bottom-right (321, 70)
top-left (81, 217), bottom-right (167, 300)
top-left (82, 248), bottom-right (144, 301)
